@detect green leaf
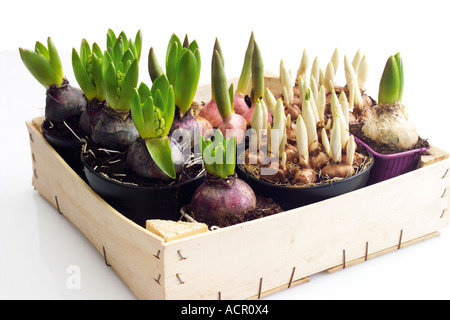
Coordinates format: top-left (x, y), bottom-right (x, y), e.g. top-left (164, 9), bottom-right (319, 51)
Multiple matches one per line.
top-left (166, 40), bottom-right (179, 85)
top-left (150, 74), bottom-right (170, 103)
top-left (142, 96), bottom-right (155, 138)
top-left (134, 30), bottom-right (142, 61)
top-left (47, 37), bottom-right (63, 81)
top-left (145, 137), bottom-right (176, 179)
top-left (92, 52), bottom-right (105, 100)
top-left (251, 40), bottom-right (264, 104)
top-left (148, 47), bottom-right (164, 82)
top-left (212, 49), bottom-right (232, 119)
top-left (112, 37), bottom-right (124, 66)
top-left (34, 41), bottom-right (49, 60)
top-left (138, 82), bottom-right (151, 102)
top-left (92, 42), bottom-right (103, 59)
top-left (237, 31), bottom-right (255, 94)
top-left (19, 48), bottom-right (62, 87)
top-left (174, 50), bottom-right (199, 113)
top-left (122, 49), bottom-right (135, 73)
top-left (394, 52), bottom-right (404, 102)
top-left (163, 85), bottom-right (175, 136)
top-left (72, 48), bottom-right (96, 100)
top-left (166, 34), bottom-right (182, 68)
top-left (103, 62), bottom-right (118, 109)
top-left (107, 29), bottom-right (116, 50)
top-left (211, 38), bottom-right (223, 100)
top-left (116, 59), bottom-right (139, 111)
top-left (224, 136), bottom-right (236, 177)
top-left (79, 39), bottom-right (91, 67)
top-left (130, 89), bottom-right (146, 137)
top-left (101, 51), bottom-right (113, 79)
top-left (378, 55), bottom-right (400, 105)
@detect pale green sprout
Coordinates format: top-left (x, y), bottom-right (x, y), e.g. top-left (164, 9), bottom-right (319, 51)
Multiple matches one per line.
top-left (324, 61), bottom-right (335, 94)
top-left (19, 37), bottom-right (64, 88)
top-left (352, 49), bottom-right (362, 74)
top-left (330, 90), bottom-right (349, 149)
top-left (358, 55), bottom-right (369, 91)
top-left (264, 88), bottom-right (277, 115)
top-left (130, 75), bottom-right (176, 179)
top-left (296, 114), bottom-right (309, 167)
top-left (201, 129), bottom-right (236, 179)
top-left (72, 39), bottom-right (105, 101)
top-left (251, 98), bottom-right (268, 150)
top-left (344, 55), bottom-right (363, 109)
top-left (296, 48), bottom-right (309, 81)
top-left (280, 59), bottom-right (294, 105)
top-left (310, 57), bottom-right (320, 85)
top-left (331, 48), bottom-right (339, 76)
top-left (302, 90), bottom-right (319, 153)
top-left (330, 114), bottom-right (342, 163)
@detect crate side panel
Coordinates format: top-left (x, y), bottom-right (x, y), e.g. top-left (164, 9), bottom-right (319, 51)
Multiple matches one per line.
top-left (162, 159), bottom-right (450, 300)
top-left (27, 119), bottom-right (166, 300)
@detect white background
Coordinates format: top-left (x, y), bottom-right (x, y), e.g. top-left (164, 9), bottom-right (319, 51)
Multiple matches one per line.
top-left (1, 0), bottom-right (450, 300)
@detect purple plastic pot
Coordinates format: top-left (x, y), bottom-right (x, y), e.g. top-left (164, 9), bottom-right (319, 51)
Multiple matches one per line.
top-left (353, 136), bottom-right (429, 185)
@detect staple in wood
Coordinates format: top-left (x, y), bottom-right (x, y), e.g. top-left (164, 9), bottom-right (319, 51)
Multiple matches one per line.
top-left (102, 246), bottom-right (111, 267)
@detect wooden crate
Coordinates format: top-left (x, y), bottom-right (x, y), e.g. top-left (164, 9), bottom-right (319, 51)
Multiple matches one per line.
top-left (26, 116), bottom-right (450, 300)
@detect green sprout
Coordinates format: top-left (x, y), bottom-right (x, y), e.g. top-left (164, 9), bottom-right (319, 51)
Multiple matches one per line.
top-left (148, 47), bottom-right (163, 82)
top-left (130, 75), bottom-right (176, 179)
top-left (378, 52), bottom-right (404, 105)
top-left (165, 33), bottom-right (201, 115)
top-left (72, 39), bottom-right (105, 101)
top-left (251, 40), bottom-right (264, 105)
top-left (19, 37), bottom-right (64, 88)
top-left (236, 31), bottom-right (255, 95)
top-left (100, 31), bottom-right (141, 111)
top-left (106, 29), bottom-right (142, 63)
top-left (212, 49), bottom-right (234, 119)
top-left (201, 129), bottom-right (236, 179)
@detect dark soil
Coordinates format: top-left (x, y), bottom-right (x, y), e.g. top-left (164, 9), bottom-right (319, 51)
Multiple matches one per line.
top-left (187, 195), bottom-right (283, 229)
top-left (349, 122), bottom-right (430, 155)
top-left (82, 139), bottom-right (204, 188)
top-left (42, 116), bottom-right (85, 141)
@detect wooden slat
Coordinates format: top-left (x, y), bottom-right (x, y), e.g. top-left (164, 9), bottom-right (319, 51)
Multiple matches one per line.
top-left (27, 118), bottom-right (167, 299)
top-left (161, 157), bottom-right (450, 299)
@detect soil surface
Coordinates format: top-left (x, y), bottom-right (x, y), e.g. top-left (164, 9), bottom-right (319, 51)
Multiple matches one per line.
top-left (42, 116), bottom-right (85, 140)
top-left (82, 139), bottom-right (204, 188)
top-left (349, 122), bottom-right (430, 155)
top-left (187, 195), bottom-right (283, 229)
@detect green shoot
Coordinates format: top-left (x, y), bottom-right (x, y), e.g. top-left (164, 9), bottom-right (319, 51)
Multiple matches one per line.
top-left (19, 37), bottom-right (64, 88)
top-left (165, 33), bottom-right (201, 115)
top-left (201, 129), bottom-right (236, 179)
top-left (236, 32), bottom-right (255, 94)
top-left (378, 53), bottom-right (404, 105)
top-left (72, 39), bottom-right (105, 101)
top-left (130, 75), bottom-right (176, 179)
top-left (211, 49), bottom-right (234, 119)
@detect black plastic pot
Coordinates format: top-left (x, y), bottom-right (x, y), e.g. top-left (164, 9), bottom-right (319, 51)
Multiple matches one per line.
top-left (235, 153), bottom-right (374, 211)
top-left (81, 154), bottom-right (205, 227)
top-left (42, 123), bottom-right (84, 176)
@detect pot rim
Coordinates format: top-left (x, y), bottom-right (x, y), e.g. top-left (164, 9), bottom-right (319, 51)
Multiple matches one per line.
top-left (41, 121), bottom-right (84, 145)
top-left (80, 149), bottom-right (205, 191)
top-left (236, 150), bottom-right (374, 191)
top-left (353, 135), bottom-right (429, 159)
